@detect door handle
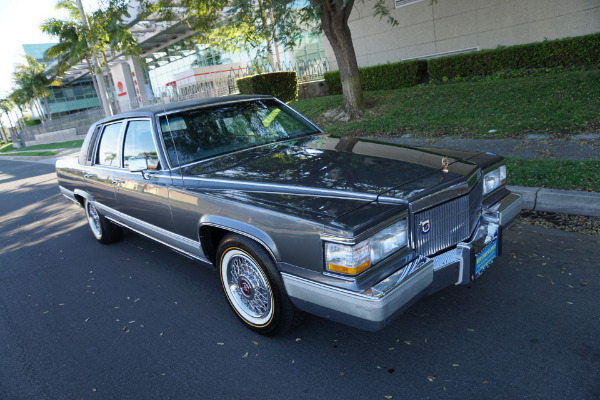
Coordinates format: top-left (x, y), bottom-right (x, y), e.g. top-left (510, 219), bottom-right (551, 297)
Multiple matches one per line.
top-left (142, 171), bottom-right (157, 180)
top-left (111, 179), bottom-right (125, 184)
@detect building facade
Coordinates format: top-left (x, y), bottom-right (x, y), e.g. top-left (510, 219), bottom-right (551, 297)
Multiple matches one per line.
top-left (324, 0), bottom-right (600, 71)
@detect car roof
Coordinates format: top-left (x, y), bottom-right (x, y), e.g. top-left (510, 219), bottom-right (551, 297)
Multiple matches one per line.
top-left (96, 94), bottom-right (276, 124)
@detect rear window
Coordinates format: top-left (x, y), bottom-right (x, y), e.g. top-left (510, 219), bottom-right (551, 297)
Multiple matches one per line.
top-left (96, 122), bottom-right (122, 167)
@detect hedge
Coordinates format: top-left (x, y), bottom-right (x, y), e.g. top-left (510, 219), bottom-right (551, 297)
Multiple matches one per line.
top-left (428, 33), bottom-right (600, 82)
top-left (323, 59), bottom-right (427, 94)
top-left (236, 71), bottom-right (298, 102)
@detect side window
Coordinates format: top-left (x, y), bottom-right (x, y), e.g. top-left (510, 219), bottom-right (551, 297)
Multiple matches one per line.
top-left (87, 125), bottom-right (102, 163)
top-left (96, 122), bottom-right (122, 167)
top-left (123, 120), bottom-right (160, 170)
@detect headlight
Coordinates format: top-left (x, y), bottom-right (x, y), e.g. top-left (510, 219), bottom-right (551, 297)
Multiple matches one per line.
top-left (325, 219), bottom-right (408, 275)
top-left (483, 165), bottom-right (506, 195)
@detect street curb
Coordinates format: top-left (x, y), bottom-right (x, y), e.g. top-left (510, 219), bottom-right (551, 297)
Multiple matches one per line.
top-left (508, 186), bottom-right (600, 217)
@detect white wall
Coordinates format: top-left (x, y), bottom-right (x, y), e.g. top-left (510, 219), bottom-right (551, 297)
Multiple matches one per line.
top-left (325, 0), bottom-right (600, 70)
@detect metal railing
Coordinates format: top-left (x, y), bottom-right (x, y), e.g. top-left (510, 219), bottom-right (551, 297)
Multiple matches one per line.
top-left (16, 57), bottom-right (328, 145)
top-left (114, 57), bottom-right (328, 112)
top-left (18, 107), bottom-right (105, 143)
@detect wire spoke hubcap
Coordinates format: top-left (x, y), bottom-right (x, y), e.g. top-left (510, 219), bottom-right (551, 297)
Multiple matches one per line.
top-left (86, 201), bottom-right (102, 239)
top-left (222, 249), bottom-right (273, 325)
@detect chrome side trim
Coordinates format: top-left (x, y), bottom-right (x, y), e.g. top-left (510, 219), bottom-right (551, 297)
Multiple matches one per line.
top-left (183, 176), bottom-right (407, 204)
top-left (319, 233), bottom-right (355, 245)
top-left (93, 202), bottom-right (210, 264)
top-left (59, 186), bottom-right (78, 204)
top-left (200, 221), bottom-right (278, 262)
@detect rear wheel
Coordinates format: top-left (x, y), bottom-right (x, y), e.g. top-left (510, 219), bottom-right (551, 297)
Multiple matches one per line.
top-left (84, 198), bottom-right (123, 244)
top-left (217, 234), bottom-right (302, 336)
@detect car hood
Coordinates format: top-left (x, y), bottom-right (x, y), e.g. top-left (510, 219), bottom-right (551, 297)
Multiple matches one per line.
top-left (180, 136), bottom-right (482, 220)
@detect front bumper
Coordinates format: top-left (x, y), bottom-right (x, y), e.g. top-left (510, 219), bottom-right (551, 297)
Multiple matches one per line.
top-left (282, 192), bottom-right (522, 331)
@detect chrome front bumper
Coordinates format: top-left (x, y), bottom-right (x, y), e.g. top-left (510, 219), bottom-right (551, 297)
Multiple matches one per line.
top-left (282, 192), bottom-right (522, 331)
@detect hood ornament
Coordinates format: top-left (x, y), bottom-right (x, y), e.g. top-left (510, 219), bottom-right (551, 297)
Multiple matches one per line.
top-left (442, 157), bottom-right (449, 173)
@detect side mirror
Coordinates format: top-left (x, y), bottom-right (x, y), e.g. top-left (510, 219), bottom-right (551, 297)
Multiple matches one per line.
top-left (128, 157), bottom-right (148, 173)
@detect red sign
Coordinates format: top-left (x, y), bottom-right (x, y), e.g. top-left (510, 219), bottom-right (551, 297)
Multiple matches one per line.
top-left (117, 81), bottom-right (127, 97)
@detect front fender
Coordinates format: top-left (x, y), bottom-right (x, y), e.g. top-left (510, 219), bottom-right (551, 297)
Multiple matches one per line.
top-left (199, 215), bottom-right (279, 262)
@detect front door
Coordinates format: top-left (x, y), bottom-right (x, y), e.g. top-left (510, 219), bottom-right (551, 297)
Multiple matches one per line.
top-left (111, 119), bottom-right (175, 232)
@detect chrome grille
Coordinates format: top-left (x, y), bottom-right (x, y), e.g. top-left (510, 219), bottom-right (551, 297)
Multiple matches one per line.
top-left (413, 181), bottom-right (482, 256)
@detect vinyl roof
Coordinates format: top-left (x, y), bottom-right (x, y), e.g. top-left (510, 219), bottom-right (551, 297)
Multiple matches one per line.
top-left (95, 95), bottom-right (275, 124)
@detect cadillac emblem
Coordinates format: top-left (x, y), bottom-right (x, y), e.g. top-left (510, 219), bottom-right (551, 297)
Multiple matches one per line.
top-left (420, 219), bottom-right (431, 234)
top-left (442, 157), bottom-right (449, 173)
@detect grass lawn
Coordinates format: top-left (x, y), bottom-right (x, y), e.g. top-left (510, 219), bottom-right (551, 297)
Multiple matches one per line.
top-left (0, 142), bottom-right (15, 152)
top-left (289, 69), bottom-right (600, 139)
top-left (506, 158), bottom-right (600, 192)
top-left (0, 150), bottom-right (60, 157)
top-left (22, 139), bottom-right (84, 151)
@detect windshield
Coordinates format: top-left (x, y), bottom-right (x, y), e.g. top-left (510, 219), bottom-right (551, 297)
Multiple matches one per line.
top-left (159, 99), bottom-right (321, 167)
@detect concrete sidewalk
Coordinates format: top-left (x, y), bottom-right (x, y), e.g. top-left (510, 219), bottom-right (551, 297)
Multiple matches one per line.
top-left (3, 135), bottom-right (600, 217)
top-left (0, 148), bottom-right (80, 165)
top-left (374, 134), bottom-right (600, 161)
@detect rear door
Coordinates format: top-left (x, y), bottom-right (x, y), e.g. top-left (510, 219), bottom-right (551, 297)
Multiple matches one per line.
top-left (84, 121), bottom-right (123, 211)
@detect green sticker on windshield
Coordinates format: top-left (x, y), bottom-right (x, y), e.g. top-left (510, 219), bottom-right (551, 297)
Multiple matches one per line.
top-left (262, 109), bottom-right (281, 127)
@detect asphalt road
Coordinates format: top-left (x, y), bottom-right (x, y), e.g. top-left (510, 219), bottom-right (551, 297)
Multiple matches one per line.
top-left (1, 159), bottom-right (599, 400)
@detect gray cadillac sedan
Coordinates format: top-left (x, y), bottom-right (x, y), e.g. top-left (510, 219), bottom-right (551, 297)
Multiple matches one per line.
top-left (56, 95), bottom-right (522, 335)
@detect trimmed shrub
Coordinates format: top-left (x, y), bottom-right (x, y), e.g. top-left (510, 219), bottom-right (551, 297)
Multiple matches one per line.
top-left (236, 71), bottom-right (298, 102)
top-left (25, 119), bottom-right (41, 127)
top-left (324, 60), bottom-right (428, 94)
top-left (428, 33), bottom-right (600, 82)
top-left (323, 71), bottom-right (342, 95)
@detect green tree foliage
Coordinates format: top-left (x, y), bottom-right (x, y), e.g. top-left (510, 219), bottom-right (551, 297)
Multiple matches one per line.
top-left (0, 99), bottom-right (17, 133)
top-left (41, 0), bottom-right (141, 116)
top-left (11, 55), bottom-right (60, 122)
top-left (140, 0), bottom-right (399, 120)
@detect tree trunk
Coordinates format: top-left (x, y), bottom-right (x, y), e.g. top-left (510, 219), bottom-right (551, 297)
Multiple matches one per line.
top-left (34, 99), bottom-right (46, 125)
top-left (43, 96), bottom-right (52, 121)
top-left (312, 0), bottom-right (364, 120)
top-left (85, 55), bottom-right (105, 112)
top-left (5, 112), bottom-right (19, 134)
top-left (0, 120), bottom-right (8, 143)
top-left (257, 0), bottom-right (276, 72)
top-left (101, 49), bottom-right (117, 107)
top-left (76, 0), bottom-right (112, 117)
top-left (267, 2), bottom-right (282, 71)
top-left (15, 105), bottom-right (26, 129)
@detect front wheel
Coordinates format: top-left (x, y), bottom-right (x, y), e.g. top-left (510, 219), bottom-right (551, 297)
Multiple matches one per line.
top-left (217, 234), bottom-right (302, 336)
top-left (84, 198), bottom-right (123, 244)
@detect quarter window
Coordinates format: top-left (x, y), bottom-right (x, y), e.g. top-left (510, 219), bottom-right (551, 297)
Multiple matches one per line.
top-left (123, 120), bottom-right (160, 170)
top-left (96, 122), bottom-right (122, 167)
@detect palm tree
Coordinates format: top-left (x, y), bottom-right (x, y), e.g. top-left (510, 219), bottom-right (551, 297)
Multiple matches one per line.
top-left (41, 17), bottom-right (104, 111)
top-left (8, 90), bottom-right (30, 130)
top-left (0, 99), bottom-right (19, 138)
top-left (0, 119), bottom-right (9, 143)
top-left (89, 1), bottom-right (141, 103)
top-left (12, 55), bottom-right (60, 123)
top-left (42, 0), bottom-right (141, 116)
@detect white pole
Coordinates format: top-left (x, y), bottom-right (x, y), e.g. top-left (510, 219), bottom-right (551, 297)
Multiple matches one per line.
top-left (75, 0), bottom-right (113, 117)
